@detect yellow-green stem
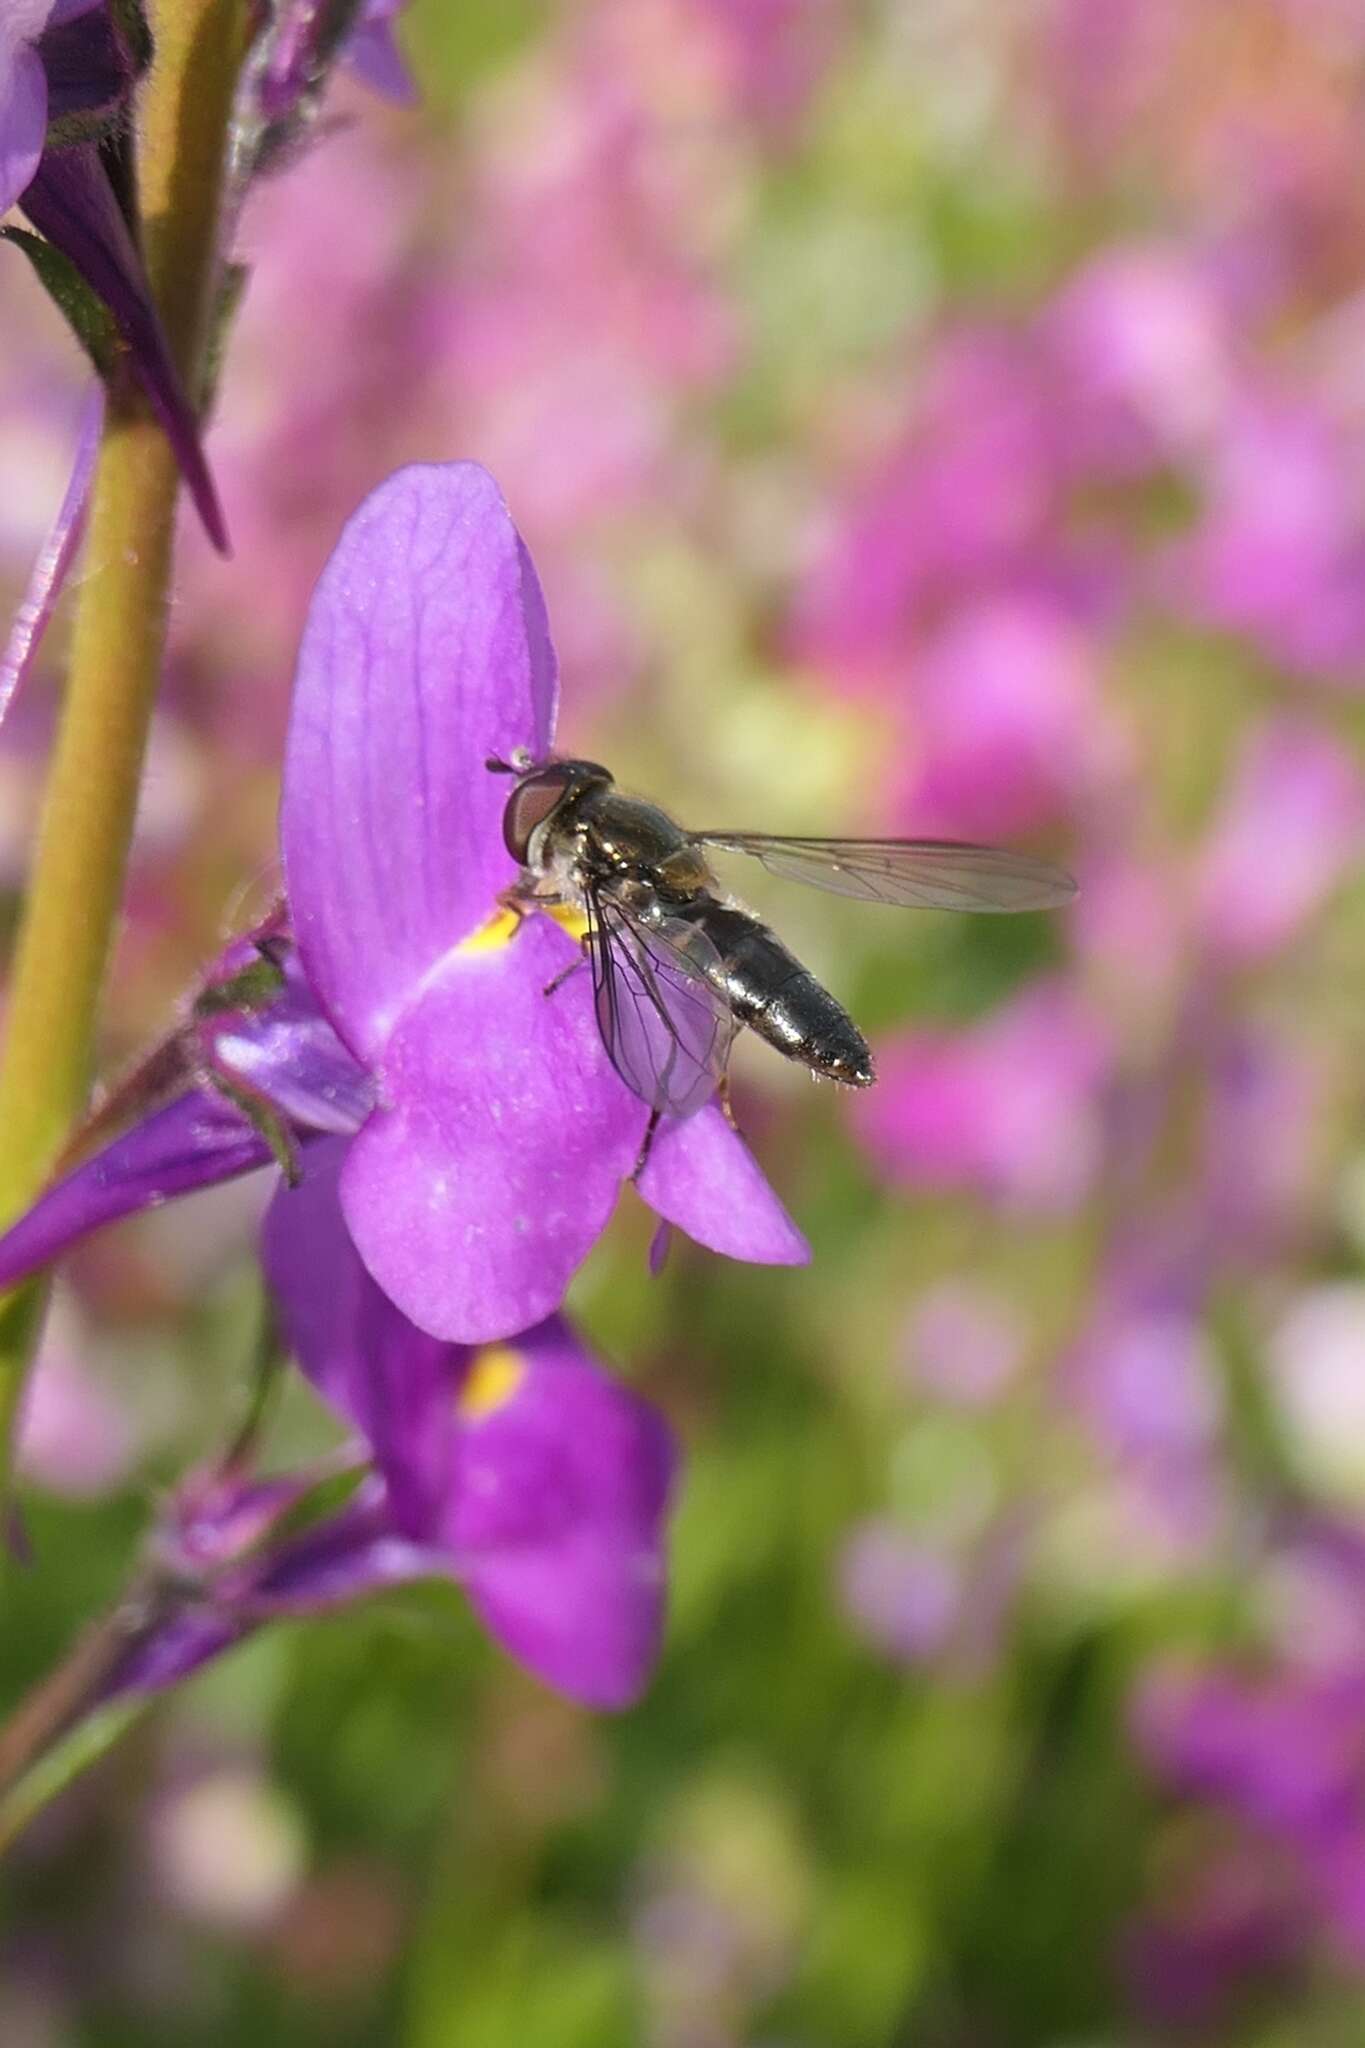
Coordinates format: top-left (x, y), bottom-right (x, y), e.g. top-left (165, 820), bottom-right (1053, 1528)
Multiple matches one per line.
top-left (0, 0), bottom-right (245, 1485)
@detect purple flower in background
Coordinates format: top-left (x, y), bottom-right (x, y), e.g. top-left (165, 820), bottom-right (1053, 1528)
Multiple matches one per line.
top-left (1196, 717), bottom-right (1363, 963)
top-left (885, 594), bottom-right (1122, 840)
top-left (2, 0), bottom-right (225, 547)
top-left (851, 978), bottom-right (1112, 1213)
top-left (1169, 388), bottom-right (1365, 684)
top-left (109, 1145), bottom-right (677, 1711)
top-left (340, 0), bottom-right (416, 103)
top-left (1043, 242), bottom-right (1232, 474)
top-left (252, 0), bottom-right (416, 127)
top-left (0, 463), bottom-right (806, 1340)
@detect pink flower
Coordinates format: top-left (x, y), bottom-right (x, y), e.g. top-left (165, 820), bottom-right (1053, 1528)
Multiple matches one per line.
top-left (852, 979), bottom-right (1111, 1214)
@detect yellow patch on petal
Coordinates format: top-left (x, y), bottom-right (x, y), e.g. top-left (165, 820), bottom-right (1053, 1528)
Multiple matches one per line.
top-left (458, 1345), bottom-right (527, 1420)
top-left (458, 903), bottom-right (589, 955)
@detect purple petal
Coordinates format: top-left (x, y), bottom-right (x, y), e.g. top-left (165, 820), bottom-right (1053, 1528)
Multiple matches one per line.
top-left (211, 951), bottom-right (374, 1136)
top-left (0, 39), bottom-right (46, 215)
top-left (18, 145), bottom-right (227, 552)
top-left (262, 1141), bottom-right (452, 1532)
top-left (282, 463), bottom-right (558, 1063)
top-left (104, 1608), bottom-right (246, 1700)
top-left (638, 1105), bottom-right (810, 1266)
top-left (0, 1091), bottom-right (272, 1293)
top-left (0, 383), bottom-right (99, 730)
top-left (445, 1318), bottom-right (678, 1709)
top-left (244, 1490), bottom-right (426, 1612)
top-left (343, 16), bottom-right (417, 105)
top-left (339, 916), bottom-right (642, 1343)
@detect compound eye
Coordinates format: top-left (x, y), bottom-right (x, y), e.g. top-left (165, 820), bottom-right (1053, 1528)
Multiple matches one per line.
top-left (503, 767), bottom-right (572, 864)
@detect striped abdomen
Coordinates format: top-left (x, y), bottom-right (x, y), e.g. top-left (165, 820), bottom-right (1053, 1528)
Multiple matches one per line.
top-left (674, 895), bottom-right (874, 1086)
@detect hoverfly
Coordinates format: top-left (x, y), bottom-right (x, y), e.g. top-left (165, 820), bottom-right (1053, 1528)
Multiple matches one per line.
top-left (492, 754), bottom-right (1076, 1165)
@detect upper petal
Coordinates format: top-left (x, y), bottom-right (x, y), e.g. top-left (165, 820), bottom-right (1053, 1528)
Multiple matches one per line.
top-left (339, 916), bottom-right (643, 1344)
top-left (281, 464), bottom-right (558, 1063)
top-left (638, 1104), bottom-right (810, 1266)
top-left (0, 41), bottom-right (46, 215)
top-left (447, 1318), bottom-right (678, 1710)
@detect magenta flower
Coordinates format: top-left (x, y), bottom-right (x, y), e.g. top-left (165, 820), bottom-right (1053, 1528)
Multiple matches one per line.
top-left (107, 1146), bottom-right (676, 1710)
top-left (1196, 717), bottom-right (1364, 965)
top-left (850, 978), bottom-right (1113, 1214)
top-left (252, 0), bottom-right (416, 127)
top-left (0, 463), bottom-right (806, 1339)
top-left (884, 594), bottom-right (1120, 840)
top-left (1169, 388), bottom-right (1365, 683)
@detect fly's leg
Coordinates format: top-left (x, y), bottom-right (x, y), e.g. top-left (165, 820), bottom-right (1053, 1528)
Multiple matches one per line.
top-left (716, 1070), bottom-right (740, 1132)
top-left (630, 1107), bottom-right (662, 1183)
top-left (543, 933), bottom-right (592, 1000)
top-left (201, 1056), bottom-right (303, 1187)
top-left (496, 880), bottom-right (566, 922)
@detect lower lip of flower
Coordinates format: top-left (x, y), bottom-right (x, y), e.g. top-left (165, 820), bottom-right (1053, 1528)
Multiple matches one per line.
top-left (458, 901), bottom-right (589, 956)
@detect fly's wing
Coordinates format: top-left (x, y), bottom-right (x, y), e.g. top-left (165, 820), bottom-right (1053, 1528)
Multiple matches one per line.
top-left (695, 834), bottom-right (1076, 913)
top-left (587, 886), bottom-right (736, 1118)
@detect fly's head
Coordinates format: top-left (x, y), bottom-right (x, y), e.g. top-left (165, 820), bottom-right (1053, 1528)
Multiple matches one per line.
top-left (499, 757), bottom-right (614, 877)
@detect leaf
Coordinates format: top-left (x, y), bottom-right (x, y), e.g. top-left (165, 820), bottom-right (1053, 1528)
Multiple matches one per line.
top-left (1, 225), bottom-right (123, 381)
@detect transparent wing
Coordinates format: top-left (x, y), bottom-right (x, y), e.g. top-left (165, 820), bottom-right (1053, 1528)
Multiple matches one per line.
top-left (587, 886), bottom-right (736, 1118)
top-left (695, 834), bottom-right (1076, 913)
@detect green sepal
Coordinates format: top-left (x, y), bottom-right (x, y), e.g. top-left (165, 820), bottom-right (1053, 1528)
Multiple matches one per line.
top-left (0, 226), bottom-right (123, 381)
top-left (193, 951), bottom-right (288, 1019)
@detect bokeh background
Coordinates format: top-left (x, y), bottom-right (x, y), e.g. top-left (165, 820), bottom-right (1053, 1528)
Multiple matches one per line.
top-left (5, 0), bottom-right (1365, 2040)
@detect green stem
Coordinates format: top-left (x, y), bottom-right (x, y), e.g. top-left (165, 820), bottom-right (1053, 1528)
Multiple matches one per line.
top-left (0, 0), bottom-right (245, 1492)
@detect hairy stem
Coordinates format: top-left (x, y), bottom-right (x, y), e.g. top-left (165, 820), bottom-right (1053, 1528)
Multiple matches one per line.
top-left (0, 0), bottom-right (246, 1492)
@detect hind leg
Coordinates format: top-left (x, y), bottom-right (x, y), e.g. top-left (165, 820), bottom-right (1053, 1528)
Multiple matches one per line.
top-left (630, 1107), bottom-right (662, 1182)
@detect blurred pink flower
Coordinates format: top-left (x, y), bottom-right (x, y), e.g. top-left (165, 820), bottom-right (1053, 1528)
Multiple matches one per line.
top-left (1170, 391), bottom-right (1365, 683)
top-left (791, 327), bottom-right (1074, 692)
top-left (901, 1282), bottom-right (1023, 1408)
top-left (887, 594), bottom-right (1123, 839)
top-left (1044, 0), bottom-right (1181, 164)
top-left (1044, 242), bottom-right (1234, 473)
top-left (17, 1302), bottom-right (134, 1498)
top-left (1069, 853), bottom-right (1184, 1012)
top-left (1196, 717), bottom-right (1364, 962)
top-left (1069, 1305), bottom-right (1228, 1562)
top-left (839, 1520), bottom-right (962, 1665)
top-left (852, 979), bottom-right (1111, 1214)
top-left (685, 0), bottom-right (843, 134)
top-left (1204, 1027), bottom-right (1322, 1254)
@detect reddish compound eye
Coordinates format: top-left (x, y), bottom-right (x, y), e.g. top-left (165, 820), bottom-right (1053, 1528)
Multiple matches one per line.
top-left (503, 767), bottom-right (574, 863)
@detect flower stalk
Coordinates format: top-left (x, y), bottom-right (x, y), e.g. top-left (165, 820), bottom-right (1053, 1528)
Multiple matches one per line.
top-left (0, 0), bottom-right (245, 1496)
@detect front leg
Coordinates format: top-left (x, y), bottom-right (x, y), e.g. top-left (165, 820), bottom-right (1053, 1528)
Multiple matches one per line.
top-left (543, 931), bottom-right (593, 999)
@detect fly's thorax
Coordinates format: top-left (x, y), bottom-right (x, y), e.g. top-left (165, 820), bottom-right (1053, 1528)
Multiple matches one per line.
top-left (578, 789), bottom-right (698, 877)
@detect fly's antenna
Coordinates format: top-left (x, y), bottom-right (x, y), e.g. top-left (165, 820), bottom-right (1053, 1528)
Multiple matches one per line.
top-left (485, 747), bottom-right (534, 776)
